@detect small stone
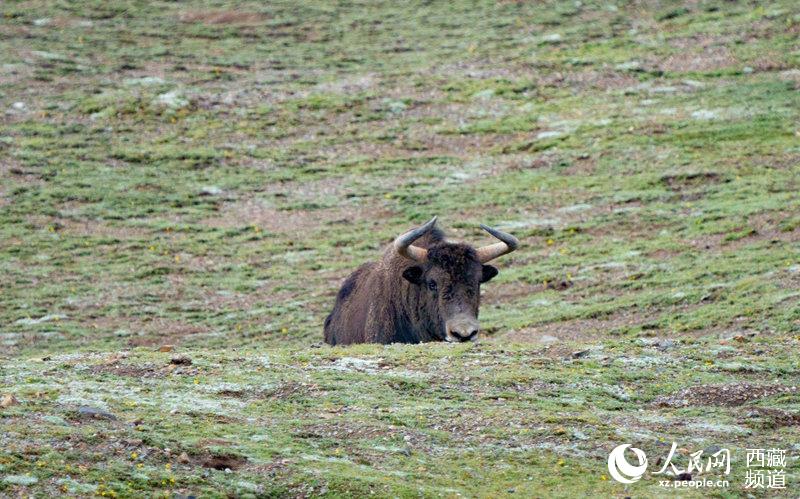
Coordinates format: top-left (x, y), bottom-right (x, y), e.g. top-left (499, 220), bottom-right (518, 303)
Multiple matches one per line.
top-left (539, 335), bottom-right (560, 344)
top-left (571, 350), bottom-right (589, 359)
top-left (384, 99), bottom-right (408, 113)
top-left (655, 339), bottom-right (676, 351)
top-left (572, 430), bottom-right (589, 440)
top-left (558, 203), bottom-right (592, 213)
top-left (1, 394), bottom-right (19, 408)
top-left (691, 109), bottom-right (718, 120)
top-left (615, 61), bottom-right (641, 71)
top-left (159, 344), bottom-right (175, 352)
top-left (178, 452), bottom-right (190, 464)
top-left (652, 86), bottom-right (677, 93)
top-left (124, 76), bottom-right (166, 86)
top-left (199, 186), bottom-right (223, 196)
top-left (471, 89), bottom-right (495, 100)
top-left (536, 130), bottom-right (564, 140)
top-left (77, 406), bottom-right (117, 420)
top-left (31, 50), bottom-right (65, 61)
top-left (15, 314), bottom-right (66, 325)
top-left (155, 90), bottom-right (189, 109)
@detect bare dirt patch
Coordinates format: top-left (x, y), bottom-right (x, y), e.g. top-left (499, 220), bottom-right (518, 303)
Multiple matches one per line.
top-left (2, 158), bottom-right (46, 188)
top-left (653, 383), bottom-right (798, 408)
top-left (562, 155), bottom-right (597, 176)
top-left (540, 69), bottom-right (640, 92)
top-left (91, 362), bottom-right (160, 378)
top-left (499, 310), bottom-right (656, 344)
top-left (91, 360), bottom-right (200, 378)
top-left (646, 248), bottom-right (681, 260)
top-left (179, 10), bottom-right (267, 25)
top-left (687, 211), bottom-right (800, 254)
top-left (741, 407), bottom-right (800, 429)
top-left (27, 215), bottom-right (152, 240)
top-left (660, 36), bottom-right (738, 73)
top-left (399, 130), bottom-right (523, 159)
top-left (193, 452), bottom-right (248, 470)
top-left (294, 421), bottom-right (398, 441)
top-left (90, 317), bottom-right (211, 348)
top-left (201, 194), bottom-right (395, 234)
top-left (487, 280), bottom-right (574, 305)
top-left (660, 171), bottom-right (724, 190)
top-left (293, 420), bottom-right (429, 458)
top-left (199, 286), bottom-right (299, 315)
top-left (263, 381), bottom-right (321, 400)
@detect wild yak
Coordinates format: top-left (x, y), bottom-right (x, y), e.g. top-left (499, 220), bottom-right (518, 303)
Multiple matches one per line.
top-left (323, 217), bottom-right (518, 345)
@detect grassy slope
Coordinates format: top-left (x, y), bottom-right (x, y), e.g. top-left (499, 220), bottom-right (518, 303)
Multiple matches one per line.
top-left (1, 0), bottom-right (799, 496)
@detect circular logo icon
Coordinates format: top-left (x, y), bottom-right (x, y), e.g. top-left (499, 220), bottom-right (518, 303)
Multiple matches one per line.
top-left (608, 444), bottom-right (648, 484)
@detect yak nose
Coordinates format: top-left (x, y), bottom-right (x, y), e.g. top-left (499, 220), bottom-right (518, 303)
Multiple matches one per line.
top-left (446, 315), bottom-right (480, 342)
top-left (451, 327), bottom-right (478, 342)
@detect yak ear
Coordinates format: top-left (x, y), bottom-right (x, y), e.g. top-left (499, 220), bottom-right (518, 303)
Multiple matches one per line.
top-left (480, 265), bottom-right (498, 283)
top-left (402, 266), bottom-right (424, 285)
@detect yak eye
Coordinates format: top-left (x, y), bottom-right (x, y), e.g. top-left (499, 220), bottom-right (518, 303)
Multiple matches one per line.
top-left (427, 281), bottom-right (437, 292)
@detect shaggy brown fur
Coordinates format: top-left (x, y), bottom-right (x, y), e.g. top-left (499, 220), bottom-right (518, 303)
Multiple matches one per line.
top-left (323, 226), bottom-right (499, 345)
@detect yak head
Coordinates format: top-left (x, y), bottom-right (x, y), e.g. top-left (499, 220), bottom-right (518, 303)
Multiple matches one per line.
top-left (394, 217), bottom-right (518, 343)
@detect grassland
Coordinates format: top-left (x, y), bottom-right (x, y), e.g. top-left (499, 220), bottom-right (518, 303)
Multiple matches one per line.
top-left (1, 0), bottom-right (799, 497)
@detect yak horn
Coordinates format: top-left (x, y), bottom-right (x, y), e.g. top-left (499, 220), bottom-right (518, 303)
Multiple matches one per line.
top-left (476, 224), bottom-right (519, 263)
top-left (394, 216), bottom-right (437, 263)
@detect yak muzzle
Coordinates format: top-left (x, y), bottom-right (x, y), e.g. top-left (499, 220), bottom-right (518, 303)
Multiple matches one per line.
top-left (445, 315), bottom-right (480, 343)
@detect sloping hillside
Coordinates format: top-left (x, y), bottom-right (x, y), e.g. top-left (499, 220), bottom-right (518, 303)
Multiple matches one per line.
top-left (1, 0), bottom-right (799, 496)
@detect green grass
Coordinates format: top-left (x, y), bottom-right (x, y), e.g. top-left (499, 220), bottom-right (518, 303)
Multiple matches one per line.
top-left (1, 0), bottom-right (799, 496)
